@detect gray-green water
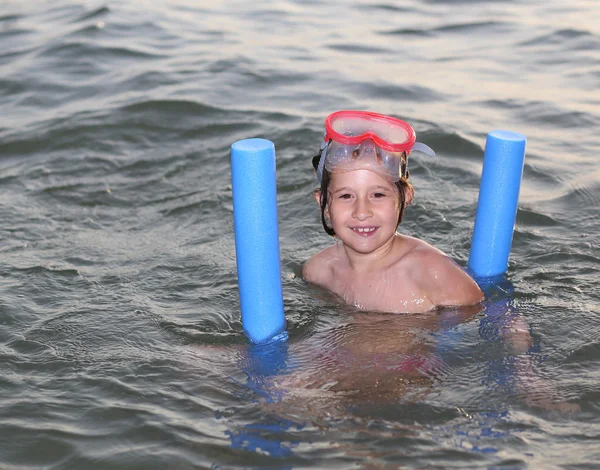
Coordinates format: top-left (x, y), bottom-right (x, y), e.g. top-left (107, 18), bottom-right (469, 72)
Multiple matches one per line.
top-left (1, 1), bottom-right (599, 468)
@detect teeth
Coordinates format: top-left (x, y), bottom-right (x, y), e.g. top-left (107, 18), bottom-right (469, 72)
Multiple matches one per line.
top-left (355, 227), bottom-right (375, 233)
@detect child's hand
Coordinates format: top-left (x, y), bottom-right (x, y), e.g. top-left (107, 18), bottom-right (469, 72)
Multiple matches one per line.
top-left (514, 355), bottom-right (580, 413)
top-left (503, 316), bottom-right (533, 355)
top-left (504, 327), bottom-right (533, 355)
top-left (524, 394), bottom-right (581, 413)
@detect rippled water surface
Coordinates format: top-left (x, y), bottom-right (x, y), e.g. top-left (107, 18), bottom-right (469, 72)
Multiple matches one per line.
top-left (1, 0), bottom-right (599, 468)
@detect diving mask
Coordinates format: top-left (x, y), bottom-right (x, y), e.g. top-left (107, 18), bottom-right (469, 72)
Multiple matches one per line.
top-left (315, 110), bottom-right (435, 183)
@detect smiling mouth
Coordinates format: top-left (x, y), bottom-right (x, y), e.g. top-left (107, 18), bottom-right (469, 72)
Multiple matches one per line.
top-left (351, 226), bottom-right (378, 237)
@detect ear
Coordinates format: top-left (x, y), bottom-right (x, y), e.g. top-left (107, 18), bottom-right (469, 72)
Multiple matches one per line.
top-left (314, 189), bottom-right (331, 221)
top-left (313, 189), bottom-right (322, 205)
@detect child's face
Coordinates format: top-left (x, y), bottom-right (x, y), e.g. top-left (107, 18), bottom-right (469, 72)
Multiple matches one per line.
top-left (326, 169), bottom-right (401, 255)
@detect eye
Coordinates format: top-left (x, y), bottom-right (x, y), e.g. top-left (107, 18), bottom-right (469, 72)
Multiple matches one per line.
top-left (373, 192), bottom-right (386, 198)
top-left (339, 193), bottom-right (352, 199)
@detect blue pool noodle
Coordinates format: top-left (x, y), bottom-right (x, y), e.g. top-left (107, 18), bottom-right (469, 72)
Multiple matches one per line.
top-left (231, 138), bottom-right (286, 344)
top-left (468, 130), bottom-right (527, 278)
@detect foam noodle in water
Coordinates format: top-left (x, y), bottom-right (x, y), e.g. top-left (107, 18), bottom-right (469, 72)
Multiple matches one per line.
top-left (468, 130), bottom-right (527, 278)
top-left (231, 138), bottom-right (286, 343)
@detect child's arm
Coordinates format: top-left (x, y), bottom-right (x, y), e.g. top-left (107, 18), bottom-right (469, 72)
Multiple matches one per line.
top-left (302, 246), bottom-right (338, 290)
top-left (302, 252), bottom-right (326, 286)
top-left (499, 314), bottom-right (533, 355)
top-left (412, 250), bottom-right (484, 309)
top-left (480, 287), bottom-right (579, 412)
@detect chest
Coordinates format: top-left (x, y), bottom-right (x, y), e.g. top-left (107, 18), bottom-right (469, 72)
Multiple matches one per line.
top-left (329, 267), bottom-right (434, 313)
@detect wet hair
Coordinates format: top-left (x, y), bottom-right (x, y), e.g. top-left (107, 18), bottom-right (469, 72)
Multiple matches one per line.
top-left (311, 154), bottom-right (413, 237)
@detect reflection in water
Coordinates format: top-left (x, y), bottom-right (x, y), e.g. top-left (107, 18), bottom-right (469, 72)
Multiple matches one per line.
top-left (223, 280), bottom-right (577, 460)
top-left (224, 415), bottom-right (303, 460)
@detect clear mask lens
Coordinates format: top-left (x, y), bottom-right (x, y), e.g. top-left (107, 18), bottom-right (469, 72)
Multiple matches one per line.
top-left (323, 139), bottom-right (407, 181)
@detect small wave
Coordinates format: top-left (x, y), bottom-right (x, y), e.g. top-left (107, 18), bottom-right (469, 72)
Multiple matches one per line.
top-left (357, 3), bottom-right (412, 13)
top-left (434, 20), bottom-right (512, 34)
top-left (71, 5), bottom-right (110, 23)
top-left (326, 43), bottom-right (391, 55)
top-left (516, 206), bottom-right (558, 227)
top-left (564, 177), bottom-right (600, 208)
top-left (528, 250), bottom-right (600, 266)
top-left (115, 100), bottom-right (268, 141)
top-left (159, 315), bottom-right (245, 345)
top-left (159, 198), bottom-right (220, 218)
top-left (65, 23), bottom-right (110, 37)
top-left (0, 78), bottom-right (28, 100)
top-left (565, 341), bottom-right (600, 365)
top-left (479, 98), bottom-right (522, 111)
top-left (548, 171), bottom-right (600, 208)
top-left (0, 26), bottom-right (31, 39)
top-left (0, 45), bottom-right (37, 64)
top-left (0, 14), bottom-right (21, 23)
top-left (11, 265), bottom-right (80, 277)
top-left (379, 27), bottom-right (434, 37)
top-left (36, 40), bottom-right (166, 62)
top-left (350, 81), bottom-right (446, 103)
top-left (425, 131), bottom-right (483, 160)
top-left (121, 98), bottom-right (223, 117)
top-left (522, 161), bottom-right (564, 189)
top-left (518, 28), bottom-right (600, 52)
top-left (516, 100), bottom-right (599, 129)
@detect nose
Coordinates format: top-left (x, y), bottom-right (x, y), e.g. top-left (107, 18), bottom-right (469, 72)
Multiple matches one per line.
top-left (352, 196), bottom-right (373, 221)
top-left (353, 138), bottom-right (382, 163)
top-left (356, 138), bottom-right (375, 154)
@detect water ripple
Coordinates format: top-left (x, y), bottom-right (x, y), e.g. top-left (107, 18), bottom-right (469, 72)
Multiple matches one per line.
top-left (0, 0), bottom-right (598, 467)
top-left (71, 5), bottom-right (110, 23)
top-left (519, 28), bottom-right (600, 52)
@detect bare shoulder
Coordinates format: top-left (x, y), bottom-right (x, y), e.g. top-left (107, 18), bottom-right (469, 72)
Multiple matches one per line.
top-left (302, 245), bottom-right (338, 287)
top-left (400, 237), bottom-right (484, 308)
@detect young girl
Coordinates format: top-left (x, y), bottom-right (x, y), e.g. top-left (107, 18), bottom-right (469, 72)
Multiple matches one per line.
top-left (303, 110), bottom-right (484, 313)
